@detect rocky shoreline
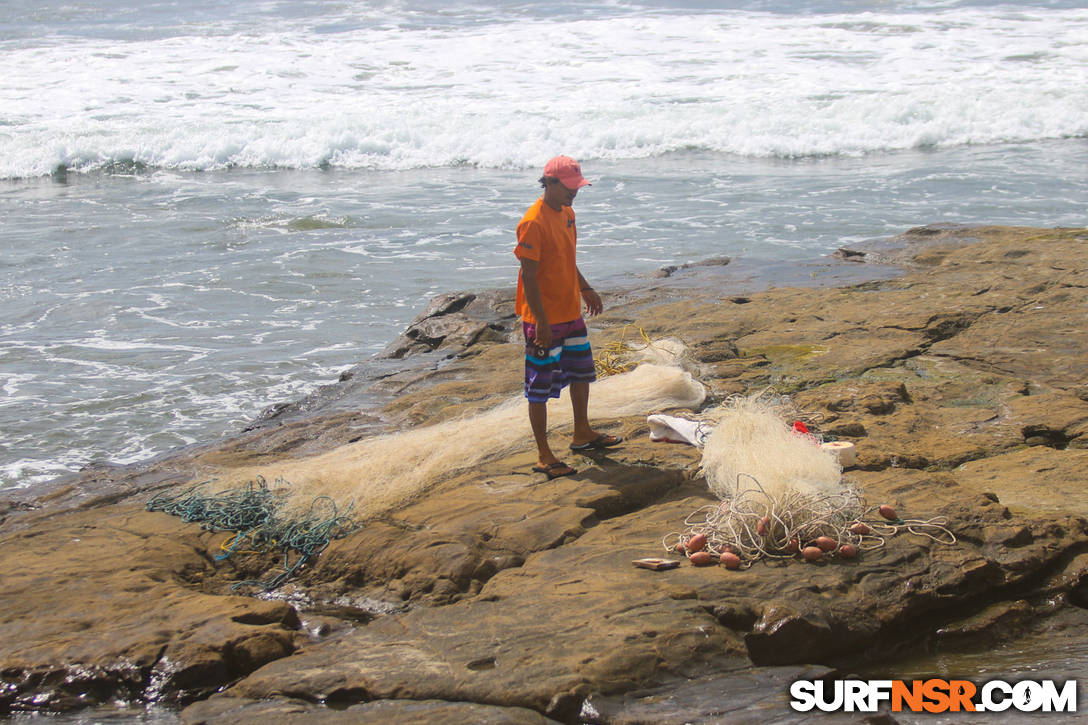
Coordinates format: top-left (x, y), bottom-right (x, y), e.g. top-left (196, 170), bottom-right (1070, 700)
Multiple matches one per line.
top-left (2, 225), bottom-right (1086, 723)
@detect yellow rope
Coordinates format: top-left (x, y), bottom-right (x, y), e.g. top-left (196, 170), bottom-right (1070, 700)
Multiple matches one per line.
top-left (594, 326), bottom-right (668, 377)
top-left (219, 534), bottom-right (266, 557)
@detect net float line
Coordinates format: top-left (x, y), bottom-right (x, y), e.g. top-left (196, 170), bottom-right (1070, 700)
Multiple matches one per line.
top-left (662, 473), bottom-right (956, 566)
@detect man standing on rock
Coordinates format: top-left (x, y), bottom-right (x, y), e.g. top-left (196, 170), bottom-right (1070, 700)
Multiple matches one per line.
top-left (515, 155), bottom-right (623, 480)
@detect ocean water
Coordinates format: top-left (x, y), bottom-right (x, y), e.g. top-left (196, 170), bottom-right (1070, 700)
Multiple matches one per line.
top-left (1, 0), bottom-right (1086, 489)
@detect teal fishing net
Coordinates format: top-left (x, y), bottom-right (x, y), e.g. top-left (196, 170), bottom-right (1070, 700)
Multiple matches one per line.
top-left (147, 476), bottom-right (359, 591)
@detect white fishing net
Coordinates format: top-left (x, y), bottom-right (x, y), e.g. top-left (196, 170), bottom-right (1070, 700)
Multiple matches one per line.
top-left (214, 353), bottom-right (705, 518)
top-left (699, 391), bottom-right (845, 501)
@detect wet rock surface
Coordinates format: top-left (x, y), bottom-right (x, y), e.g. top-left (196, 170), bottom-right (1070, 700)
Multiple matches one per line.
top-left (379, 290), bottom-right (518, 360)
top-left (2, 225), bottom-right (1087, 722)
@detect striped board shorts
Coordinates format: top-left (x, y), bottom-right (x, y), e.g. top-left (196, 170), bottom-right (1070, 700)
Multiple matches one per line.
top-left (523, 318), bottom-right (597, 403)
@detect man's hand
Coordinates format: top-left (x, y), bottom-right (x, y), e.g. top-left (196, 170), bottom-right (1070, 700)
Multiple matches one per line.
top-left (533, 322), bottom-right (553, 351)
top-left (581, 288), bottom-right (603, 317)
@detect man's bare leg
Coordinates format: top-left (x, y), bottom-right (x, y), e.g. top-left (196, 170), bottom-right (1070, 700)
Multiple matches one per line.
top-left (529, 401), bottom-right (575, 476)
top-left (569, 381), bottom-right (596, 446)
top-left (569, 381), bottom-right (622, 449)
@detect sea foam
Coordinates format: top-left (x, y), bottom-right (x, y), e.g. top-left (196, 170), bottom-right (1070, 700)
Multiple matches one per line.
top-left (1, 7), bottom-right (1085, 178)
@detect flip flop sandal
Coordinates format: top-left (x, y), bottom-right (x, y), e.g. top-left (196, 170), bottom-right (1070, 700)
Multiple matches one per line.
top-left (569, 433), bottom-right (623, 451)
top-left (531, 462), bottom-right (577, 480)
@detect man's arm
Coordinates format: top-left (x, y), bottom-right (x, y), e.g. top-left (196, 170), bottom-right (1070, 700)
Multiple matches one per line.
top-left (577, 267), bottom-right (603, 317)
top-left (520, 257), bottom-right (552, 349)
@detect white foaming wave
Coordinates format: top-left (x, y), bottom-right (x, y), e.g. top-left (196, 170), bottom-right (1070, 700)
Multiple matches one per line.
top-left (0, 373), bottom-right (36, 397)
top-left (1, 456), bottom-right (85, 489)
top-left (65, 337), bottom-right (209, 354)
top-left (1, 8), bottom-right (1085, 177)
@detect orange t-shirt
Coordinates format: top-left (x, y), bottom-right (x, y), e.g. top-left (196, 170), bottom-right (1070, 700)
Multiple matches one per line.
top-left (513, 198), bottom-right (581, 325)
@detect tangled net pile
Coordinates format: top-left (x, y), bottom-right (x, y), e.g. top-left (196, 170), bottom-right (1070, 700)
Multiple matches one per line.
top-left (664, 473), bottom-right (956, 567)
top-left (700, 389), bottom-right (842, 501)
top-left (147, 476), bottom-right (359, 590)
top-left (663, 390), bottom-right (956, 566)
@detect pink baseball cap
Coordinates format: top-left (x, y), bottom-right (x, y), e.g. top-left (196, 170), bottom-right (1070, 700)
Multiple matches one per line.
top-left (543, 155), bottom-right (591, 189)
